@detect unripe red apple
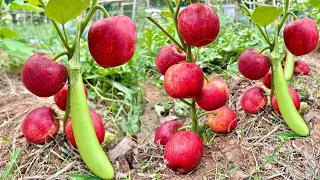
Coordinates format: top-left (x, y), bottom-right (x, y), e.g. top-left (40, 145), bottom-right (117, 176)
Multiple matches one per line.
top-left (272, 87), bottom-right (300, 114)
top-left (54, 84), bottom-right (88, 111)
top-left (154, 120), bottom-right (183, 146)
top-left (22, 107), bottom-right (60, 144)
top-left (238, 49), bottom-right (271, 80)
top-left (294, 60), bottom-right (310, 75)
top-left (208, 106), bottom-right (237, 134)
top-left (164, 131), bottom-right (204, 174)
top-left (178, 3), bottom-right (220, 47)
top-left (196, 77), bottom-right (229, 111)
top-left (88, 16), bottom-right (137, 68)
top-left (164, 63), bottom-right (204, 98)
top-left (22, 53), bottom-right (68, 97)
top-left (65, 110), bottom-right (105, 148)
top-left (240, 87), bottom-right (268, 114)
top-left (284, 18), bottom-right (319, 56)
top-left (262, 70), bottom-right (272, 89)
top-left (156, 44), bottom-right (186, 75)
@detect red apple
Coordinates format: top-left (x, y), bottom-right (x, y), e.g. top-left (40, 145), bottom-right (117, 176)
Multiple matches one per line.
top-left (164, 62), bottom-right (204, 98)
top-left (156, 44), bottom-right (186, 75)
top-left (22, 53), bottom-right (68, 97)
top-left (294, 60), bottom-right (310, 75)
top-left (22, 107), bottom-right (59, 144)
top-left (88, 16), bottom-right (137, 68)
top-left (238, 49), bottom-right (271, 80)
top-left (164, 131), bottom-right (204, 174)
top-left (272, 87), bottom-right (300, 114)
top-left (208, 106), bottom-right (237, 134)
top-left (262, 70), bottom-right (272, 89)
top-left (240, 87), bottom-right (268, 114)
top-left (178, 3), bottom-right (220, 47)
top-left (196, 77), bottom-right (229, 111)
top-left (154, 120), bottom-right (183, 146)
top-left (54, 84), bottom-right (88, 111)
top-left (65, 110), bottom-right (105, 148)
top-left (284, 18), bottom-right (319, 56)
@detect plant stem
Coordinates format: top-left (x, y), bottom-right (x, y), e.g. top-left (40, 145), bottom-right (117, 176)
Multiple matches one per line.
top-left (62, 24), bottom-right (68, 45)
top-left (191, 99), bottom-right (198, 133)
top-left (53, 51), bottom-right (69, 60)
top-left (198, 111), bottom-right (216, 119)
top-left (239, 1), bottom-right (272, 47)
top-left (177, 125), bottom-right (191, 132)
top-left (179, 98), bottom-right (192, 106)
top-left (186, 44), bottom-right (193, 62)
top-left (259, 46), bottom-right (270, 54)
top-left (164, 0), bottom-right (175, 15)
top-left (174, 0), bottom-right (187, 49)
top-left (194, 47), bottom-right (200, 62)
top-left (287, 11), bottom-right (298, 20)
top-left (95, 5), bottom-right (110, 18)
top-left (147, 17), bottom-right (184, 50)
top-left (38, 0), bottom-right (71, 52)
top-left (203, 73), bottom-right (209, 83)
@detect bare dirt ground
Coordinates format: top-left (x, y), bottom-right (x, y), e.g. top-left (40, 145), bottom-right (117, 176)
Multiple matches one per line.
top-left (0, 52), bottom-right (319, 180)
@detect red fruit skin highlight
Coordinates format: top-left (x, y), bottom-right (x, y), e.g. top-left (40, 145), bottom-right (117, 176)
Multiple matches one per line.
top-left (22, 53), bottom-right (68, 97)
top-left (196, 77), bottom-right (229, 111)
top-left (54, 84), bottom-right (88, 111)
top-left (65, 110), bottom-right (105, 148)
top-left (88, 16), bottom-right (137, 68)
top-left (164, 63), bottom-right (204, 98)
top-left (284, 18), bottom-right (319, 56)
top-left (178, 3), bottom-right (220, 47)
top-left (164, 131), bottom-right (204, 174)
top-left (240, 87), bottom-right (268, 114)
top-left (294, 60), bottom-right (309, 75)
top-left (154, 120), bottom-right (183, 145)
top-left (272, 87), bottom-right (300, 114)
top-left (238, 49), bottom-right (271, 80)
top-left (156, 44), bottom-right (186, 75)
top-left (22, 107), bottom-right (60, 144)
top-left (208, 106), bottom-right (237, 134)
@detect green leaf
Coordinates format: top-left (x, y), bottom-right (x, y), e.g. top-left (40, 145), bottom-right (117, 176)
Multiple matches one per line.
top-left (45, 0), bottom-right (90, 25)
top-left (275, 133), bottom-right (308, 140)
top-left (27, 0), bottom-right (40, 5)
top-left (251, 6), bottom-right (283, 27)
top-left (0, 27), bottom-right (19, 39)
top-left (310, 0), bottom-right (320, 8)
top-left (160, 10), bottom-right (172, 18)
top-left (1, 39), bottom-right (34, 59)
top-left (9, 0), bottom-right (43, 11)
top-left (68, 173), bottom-right (101, 180)
top-left (0, 0), bottom-right (3, 9)
top-left (1, 136), bottom-right (10, 142)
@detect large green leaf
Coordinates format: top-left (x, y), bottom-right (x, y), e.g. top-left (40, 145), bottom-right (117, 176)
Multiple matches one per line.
top-left (0, 27), bottom-right (19, 39)
top-left (9, 0), bottom-right (42, 11)
top-left (27, 0), bottom-right (40, 5)
top-left (45, 0), bottom-right (90, 25)
top-left (310, 0), bottom-right (320, 8)
top-left (0, 0), bottom-right (3, 9)
top-left (1, 39), bottom-right (34, 59)
top-left (252, 6), bottom-right (283, 27)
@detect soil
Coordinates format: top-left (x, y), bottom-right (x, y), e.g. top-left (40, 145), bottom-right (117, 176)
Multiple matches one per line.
top-left (0, 52), bottom-right (319, 179)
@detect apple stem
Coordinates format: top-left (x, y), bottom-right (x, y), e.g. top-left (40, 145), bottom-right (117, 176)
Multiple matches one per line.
top-left (191, 98), bottom-right (199, 133)
top-left (203, 73), bottom-right (209, 83)
top-left (146, 16), bottom-right (185, 51)
top-left (198, 111), bottom-right (216, 119)
top-left (177, 125), bottom-right (192, 132)
top-left (186, 44), bottom-right (193, 62)
top-left (53, 51), bottom-right (69, 61)
top-left (179, 98), bottom-right (192, 106)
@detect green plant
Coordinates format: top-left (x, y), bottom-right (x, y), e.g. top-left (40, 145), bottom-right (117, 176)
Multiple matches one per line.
top-left (239, 0), bottom-right (318, 136)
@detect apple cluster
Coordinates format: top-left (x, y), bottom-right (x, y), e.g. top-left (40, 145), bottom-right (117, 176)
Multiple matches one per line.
top-left (153, 3), bottom-right (238, 174)
top-left (21, 15), bottom-right (137, 148)
top-left (238, 18), bottom-right (317, 115)
top-left (20, 53), bottom-right (105, 148)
